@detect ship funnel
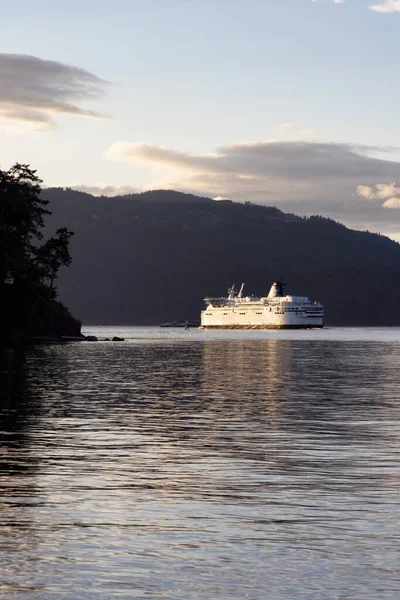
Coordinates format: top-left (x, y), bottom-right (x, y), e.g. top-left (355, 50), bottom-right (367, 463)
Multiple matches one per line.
top-left (267, 280), bottom-right (286, 298)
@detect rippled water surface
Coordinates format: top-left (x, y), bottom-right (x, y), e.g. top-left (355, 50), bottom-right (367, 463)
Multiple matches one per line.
top-left (1, 327), bottom-right (400, 599)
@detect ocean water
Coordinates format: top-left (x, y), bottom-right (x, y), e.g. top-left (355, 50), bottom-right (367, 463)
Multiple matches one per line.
top-left (1, 327), bottom-right (400, 599)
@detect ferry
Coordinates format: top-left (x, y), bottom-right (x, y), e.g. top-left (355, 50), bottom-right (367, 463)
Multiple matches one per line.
top-left (200, 280), bottom-right (324, 329)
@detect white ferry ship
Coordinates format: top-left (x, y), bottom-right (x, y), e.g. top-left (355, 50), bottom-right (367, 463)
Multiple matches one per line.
top-left (201, 280), bottom-right (324, 329)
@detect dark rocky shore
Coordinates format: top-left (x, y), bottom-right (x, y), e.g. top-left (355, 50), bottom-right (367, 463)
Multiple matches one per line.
top-left (1, 283), bottom-right (83, 347)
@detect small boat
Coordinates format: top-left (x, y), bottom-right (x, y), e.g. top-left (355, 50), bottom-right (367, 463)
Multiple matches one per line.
top-left (160, 320), bottom-right (200, 328)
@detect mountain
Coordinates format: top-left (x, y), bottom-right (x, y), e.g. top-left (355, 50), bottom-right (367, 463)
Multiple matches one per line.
top-left (41, 187), bottom-right (400, 326)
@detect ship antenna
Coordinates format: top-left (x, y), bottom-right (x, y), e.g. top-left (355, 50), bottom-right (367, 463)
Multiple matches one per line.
top-left (228, 284), bottom-right (236, 299)
top-left (238, 283), bottom-right (245, 298)
top-left (276, 277), bottom-right (288, 297)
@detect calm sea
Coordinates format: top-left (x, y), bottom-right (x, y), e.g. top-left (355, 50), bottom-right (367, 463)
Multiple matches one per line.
top-left (1, 327), bottom-right (400, 599)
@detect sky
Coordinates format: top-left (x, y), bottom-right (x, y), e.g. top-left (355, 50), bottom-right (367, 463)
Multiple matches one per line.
top-left (1, 0), bottom-right (400, 238)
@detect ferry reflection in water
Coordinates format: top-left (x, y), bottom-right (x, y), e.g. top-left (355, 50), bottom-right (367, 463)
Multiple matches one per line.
top-left (200, 338), bottom-right (400, 491)
top-left (201, 339), bottom-right (292, 416)
top-left (1, 333), bottom-right (400, 600)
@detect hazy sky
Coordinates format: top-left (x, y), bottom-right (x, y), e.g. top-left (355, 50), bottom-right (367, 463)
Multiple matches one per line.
top-left (1, 0), bottom-right (400, 238)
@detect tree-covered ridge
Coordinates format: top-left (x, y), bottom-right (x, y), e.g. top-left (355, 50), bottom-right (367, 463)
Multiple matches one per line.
top-left (1, 165), bottom-right (80, 343)
top-left (42, 187), bottom-right (400, 326)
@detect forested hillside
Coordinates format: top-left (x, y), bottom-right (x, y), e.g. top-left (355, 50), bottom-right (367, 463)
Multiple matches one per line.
top-left (42, 188), bottom-right (400, 326)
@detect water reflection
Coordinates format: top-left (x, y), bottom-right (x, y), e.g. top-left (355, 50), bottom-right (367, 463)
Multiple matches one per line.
top-left (0, 335), bottom-right (400, 599)
top-left (202, 339), bottom-right (292, 410)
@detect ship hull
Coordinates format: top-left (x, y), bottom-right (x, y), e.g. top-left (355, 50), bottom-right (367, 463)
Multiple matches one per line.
top-left (201, 311), bottom-right (323, 329)
top-left (201, 324), bottom-right (323, 330)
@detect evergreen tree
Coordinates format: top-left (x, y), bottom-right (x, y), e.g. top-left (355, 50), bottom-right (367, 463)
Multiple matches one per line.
top-left (36, 227), bottom-right (74, 297)
top-left (1, 164), bottom-right (78, 343)
top-left (0, 163), bottom-right (50, 284)
top-left (0, 163), bottom-right (73, 297)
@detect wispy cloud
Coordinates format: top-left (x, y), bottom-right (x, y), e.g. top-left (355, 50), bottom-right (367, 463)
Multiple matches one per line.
top-left (369, 0), bottom-right (400, 12)
top-left (272, 123), bottom-right (319, 140)
top-left (0, 53), bottom-right (108, 131)
top-left (105, 139), bottom-right (400, 190)
top-left (312, 0), bottom-right (400, 12)
top-left (312, 0), bottom-right (345, 4)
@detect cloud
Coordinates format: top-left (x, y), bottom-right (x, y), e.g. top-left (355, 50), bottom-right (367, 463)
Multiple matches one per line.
top-left (68, 183), bottom-right (138, 197)
top-left (313, 0), bottom-right (400, 11)
top-left (272, 123), bottom-right (319, 140)
top-left (105, 139), bottom-right (400, 187)
top-left (0, 53), bottom-right (108, 130)
top-left (357, 183), bottom-right (400, 209)
top-left (382, 198), bottom-right (400, 208)
top-left (369, 0), bottom-right (400, 12)
top-left (312, 0), bottom-right (345, 4)
top-left (105, 138), bottom-right (400, 236)
top-left (356, 182), bottom-right (400, 200)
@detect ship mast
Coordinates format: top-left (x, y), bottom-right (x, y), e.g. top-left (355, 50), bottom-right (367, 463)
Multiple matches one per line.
top-left (228, 284), bottom-right (236, 300)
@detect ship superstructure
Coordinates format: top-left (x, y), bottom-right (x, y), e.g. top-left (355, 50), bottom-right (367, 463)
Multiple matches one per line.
top-left (201, 281), bottom-right (324, 329)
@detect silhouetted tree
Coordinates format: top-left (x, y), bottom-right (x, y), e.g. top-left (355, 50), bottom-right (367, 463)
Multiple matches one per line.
top-left (0, 164), bottom-right (74, 297)
top-left (0, 164), bottom-right (50, 284)
top-left (36, 227), bottom-right (74, 297)
top-left (1, 164), bottom-right (78, 343)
